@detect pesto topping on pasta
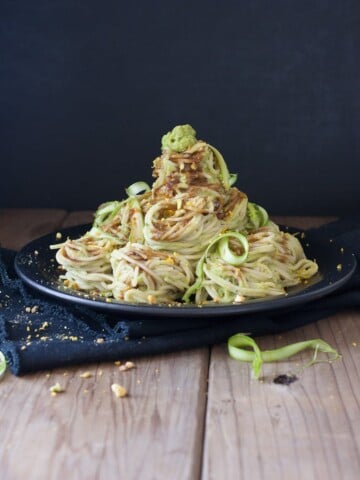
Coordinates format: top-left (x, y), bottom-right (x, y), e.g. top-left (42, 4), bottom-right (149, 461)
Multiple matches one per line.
top-left (51, 125), bottom-right (318, 305)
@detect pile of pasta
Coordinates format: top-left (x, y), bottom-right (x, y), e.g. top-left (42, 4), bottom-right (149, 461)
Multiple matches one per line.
top-left (51, 126), bottom-right (318, 305)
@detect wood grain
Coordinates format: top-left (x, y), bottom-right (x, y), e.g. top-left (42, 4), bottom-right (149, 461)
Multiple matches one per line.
top-left (60, 210), bottom-right (94, 228)
top-left (1, 211), bottom-right (359, 480)
top-left (202, 313), bottom-right (360, 480)
top-left (1, 351), bottom-right (209, 480)
top-left (0, 209), bottom-right (209, 480)
top-left (0, 208), bottom-right (67, 250)
top-left (272, 215), bottom-right (337, 230)
top-left (202, 215), bottom-right (359, 480)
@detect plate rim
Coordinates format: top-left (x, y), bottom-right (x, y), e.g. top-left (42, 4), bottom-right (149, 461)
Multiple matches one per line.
top-left (14, 223), bottom-right (357, 318)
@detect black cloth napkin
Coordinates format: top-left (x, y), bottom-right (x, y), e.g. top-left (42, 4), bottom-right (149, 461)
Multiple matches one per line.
top-left (1, 217), bottom-right (359, 375)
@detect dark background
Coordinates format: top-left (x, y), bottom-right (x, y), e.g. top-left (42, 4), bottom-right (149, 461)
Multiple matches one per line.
top-left (1, 1), bottom-right (359, 215)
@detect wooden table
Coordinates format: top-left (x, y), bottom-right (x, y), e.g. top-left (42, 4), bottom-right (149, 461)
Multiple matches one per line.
top-left (1, 209), bottom-right (359, 480)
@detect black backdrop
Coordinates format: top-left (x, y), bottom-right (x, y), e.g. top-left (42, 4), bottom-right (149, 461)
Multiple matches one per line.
top-left (1, 1), bottom-right (359, 215)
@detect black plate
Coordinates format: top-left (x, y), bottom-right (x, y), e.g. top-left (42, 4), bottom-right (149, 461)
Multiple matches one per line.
top-left (15, 224), bottom-right (356, 318)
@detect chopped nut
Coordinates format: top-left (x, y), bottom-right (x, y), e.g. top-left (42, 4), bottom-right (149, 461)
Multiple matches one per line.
top-left (234, 294), bottom-right (245, 303)
top-left (55, 232), bottom-right (62, 240)
top-left (25, 307), bottom-right (31, 313)
top-left (49, 383), bottom-right (65, 395)
top-left (147, 295), bottom-right (156, 304)
top-left (79, 371), bottom-right (93, 378)
top-left (111, 383), bottom-right (128, 398)
top-left (119, 361), bottom-right (136, 372)
top-left (96, 338), bottom-right (105, 344)
top-left (114, 360), bottom-right (121, 366)
top-left (336, 264), bottom-right (342, 271)
top-left (164, 256), bottom-right (175, 265)
top-left (31, 306), bottom-right (39, 314)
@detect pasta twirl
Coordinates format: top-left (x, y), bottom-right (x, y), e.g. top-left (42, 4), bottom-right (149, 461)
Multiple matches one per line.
top-left (51, 124), bottom-right (318, 305)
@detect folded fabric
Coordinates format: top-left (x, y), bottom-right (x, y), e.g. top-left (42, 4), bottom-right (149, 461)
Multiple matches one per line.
top-left (1, 217), bottom-right (359, 375)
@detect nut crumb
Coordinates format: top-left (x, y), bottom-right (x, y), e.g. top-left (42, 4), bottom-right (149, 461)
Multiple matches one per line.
top-left (147, 295), bottom-right (156, 304)
top-left (234, 294), bottom-right (245, 303)
top-left (49, 383), bottom-right (65, 395)
top-left (114, 360), bottom-right (121, 366)
top-left (119, 361), bottom-right (136, 372)
top-left (80, 371), bottom-right (93, 378)
top-left (336, 263), bottom-right (342, 271)
top-left (55, 232), bottom-right (62, 240)
top-left (111, 383), bottom-right (128, 398)
top-left (96, 338), bottom-right (105, 344)
top-left (31, 305), bottom-right (39, 314)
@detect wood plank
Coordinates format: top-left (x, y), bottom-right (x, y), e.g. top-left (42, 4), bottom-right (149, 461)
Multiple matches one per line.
top-left (60, 210), bottom-right (94, 228)
top-left (1, 351), bottom-right (209, 480)
top-left (202, 313), bottom-right (360, 480)
top-left (203, 215), bottom-right (358, 479)
top-left (0, 208), bottom-right (67, 250)
top-left (272, 215), bottom-right (337, 230)
top-left (0, 209), bottom-right (209, 480)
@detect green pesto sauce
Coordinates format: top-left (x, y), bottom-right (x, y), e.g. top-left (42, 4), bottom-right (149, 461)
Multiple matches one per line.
top-left (161, 124), bottom-right (197, 152)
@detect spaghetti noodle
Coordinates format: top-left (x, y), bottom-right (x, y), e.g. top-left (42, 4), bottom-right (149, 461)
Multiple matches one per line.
top-left (51, 124), bottom-right (318, 304)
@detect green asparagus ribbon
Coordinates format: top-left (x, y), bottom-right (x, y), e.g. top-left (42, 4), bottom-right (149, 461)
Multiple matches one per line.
top-left (0, 352), bottom-right (7, 380)
top-left (125, 181), bottom-right (151, 197)
top-left (228, 334), bottom-right (341, 379)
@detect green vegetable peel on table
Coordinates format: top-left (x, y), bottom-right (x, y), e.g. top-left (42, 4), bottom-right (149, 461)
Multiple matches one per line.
top-left (228, 334), bottom-right (341, 380)
top-left (0, 351), bottom-right (7, 380)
